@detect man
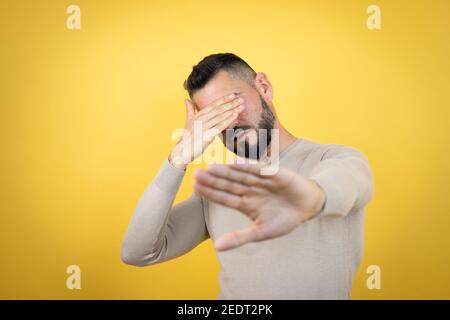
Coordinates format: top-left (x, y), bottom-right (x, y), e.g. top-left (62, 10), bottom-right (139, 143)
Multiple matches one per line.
top-left (121, 53), bottom-right (374, 299)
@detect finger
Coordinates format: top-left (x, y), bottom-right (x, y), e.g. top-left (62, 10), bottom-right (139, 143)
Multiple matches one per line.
top-left (192, 180), bottom-right (241, 209)
top-left (201, 111), bottom-right (239, 143)
top-left (213, 96), bottom-right (245, 115)
top-left (228, 162), bottom-right (266, 176)
top-left (229, 162), bottom-right (295, 187)
top-left (184, 99), bottom-right (195, 120)
top-left (198, 96), bottom-right (245, 123)
top-left (214, 224), bottom-right (263, 251)
top-left (194, 169), bottom-right (249, 195)
top-left (207, 164), bottom-right (274, 189)
top-left (197, 92), bottom-right (238, 116)
top-left (204, 104), bottom-right (245, 130)
top-left (214, 111), bottom-right (241, 132)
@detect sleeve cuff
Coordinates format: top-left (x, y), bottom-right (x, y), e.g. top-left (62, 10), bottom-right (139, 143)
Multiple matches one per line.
top-left (153, 157), bottom-right (187, 194)
top-left (309, 171), bottom-right (357, 218)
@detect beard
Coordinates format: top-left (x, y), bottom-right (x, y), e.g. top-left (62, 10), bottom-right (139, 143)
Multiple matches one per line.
top-left (224, 94), bottom-right (275, 160)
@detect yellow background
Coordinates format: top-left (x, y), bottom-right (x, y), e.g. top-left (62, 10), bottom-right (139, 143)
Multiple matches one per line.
top-left (1, 0), bottom-right (449, 299)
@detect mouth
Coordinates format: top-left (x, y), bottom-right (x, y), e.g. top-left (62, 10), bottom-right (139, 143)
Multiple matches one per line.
top-left (222, 129), bottom-right (259, 155)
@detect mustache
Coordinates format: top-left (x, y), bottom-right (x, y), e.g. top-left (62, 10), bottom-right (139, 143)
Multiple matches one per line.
top-left (231, 125), bottom-right (254, 132)
top-left (221, 125), bottom-right (254, 137)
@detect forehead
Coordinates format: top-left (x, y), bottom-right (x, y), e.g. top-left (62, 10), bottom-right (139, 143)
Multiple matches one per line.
top-left (192, 70), bottom-right (250, 109)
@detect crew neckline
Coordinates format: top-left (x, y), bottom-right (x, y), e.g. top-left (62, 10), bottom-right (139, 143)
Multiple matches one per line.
top-left (277, 138), bottom-right (304, 161)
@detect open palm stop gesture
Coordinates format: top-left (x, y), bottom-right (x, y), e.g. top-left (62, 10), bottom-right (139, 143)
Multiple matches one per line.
top-left (193, 162), bottom-right (326, 251)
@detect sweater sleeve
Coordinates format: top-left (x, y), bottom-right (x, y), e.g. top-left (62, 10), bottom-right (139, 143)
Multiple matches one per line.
top-left (121, 158), bottom-right (209, 266)
top-left (308, 145), bottom-right (374, 218)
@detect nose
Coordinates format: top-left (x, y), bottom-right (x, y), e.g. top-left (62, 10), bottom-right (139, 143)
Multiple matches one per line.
top-left (221, 118), bottom-right (240, 137)
top-left (228, 118), bottom-right (239, 129)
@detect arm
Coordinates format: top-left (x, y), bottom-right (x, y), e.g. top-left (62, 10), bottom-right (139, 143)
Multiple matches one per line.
top-left (308, 145), bottom-right (375, 218)
top-left (121, 93), bottom-right (246, 257)
top-left (191, 145), bottom-right (374, 251)
top-left (121, 157), bottom-right (208, 266)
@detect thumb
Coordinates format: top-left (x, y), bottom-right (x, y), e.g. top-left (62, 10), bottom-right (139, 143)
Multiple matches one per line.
top-left (184, 99), bottom-right (195, 120)
top-left (214, 224), bottom-right (261, 251)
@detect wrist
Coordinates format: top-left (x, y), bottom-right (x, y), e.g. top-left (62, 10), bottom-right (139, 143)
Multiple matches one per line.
top-left (168, 147), bottom-right (188, 171)
top-left (310, 179), bottom-right (326, 218)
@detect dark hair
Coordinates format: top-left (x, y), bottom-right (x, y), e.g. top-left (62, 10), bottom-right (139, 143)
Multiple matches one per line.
top-left (183, 53), bottom-right (257, 98)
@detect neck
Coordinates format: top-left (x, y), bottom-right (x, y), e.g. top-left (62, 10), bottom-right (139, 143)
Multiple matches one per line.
top-left (276, 121), bottom-right (298, 154)
top-left (265, 120), bottom-right (298, 158)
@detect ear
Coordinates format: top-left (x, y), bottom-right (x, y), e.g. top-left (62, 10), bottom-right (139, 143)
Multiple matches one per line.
top-left (254, 72), bottom-right (273, 101)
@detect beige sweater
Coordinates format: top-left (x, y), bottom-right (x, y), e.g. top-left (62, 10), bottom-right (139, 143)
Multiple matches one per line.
top-left (121, 138), bottom-right (374, 299)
